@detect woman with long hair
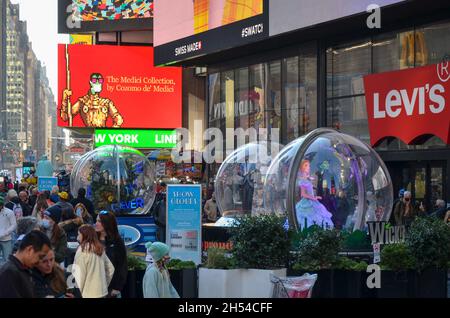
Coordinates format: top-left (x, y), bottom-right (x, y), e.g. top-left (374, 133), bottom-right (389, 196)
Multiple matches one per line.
top-left (32, 194), bottom-right (49, 222)
top-left (95, 211), bottom-right (127, 298)
top-left (73, 225), bottom-right (114, 298)
top-left (42, 206), bottom-right (67, 264)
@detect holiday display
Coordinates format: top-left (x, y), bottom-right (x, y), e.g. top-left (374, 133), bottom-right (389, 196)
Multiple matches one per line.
top-left (70, 145), bottom-right (156, 215)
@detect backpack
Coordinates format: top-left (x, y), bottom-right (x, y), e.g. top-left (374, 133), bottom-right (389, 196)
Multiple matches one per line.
top-left (13, 203), bottom-right (23, 220)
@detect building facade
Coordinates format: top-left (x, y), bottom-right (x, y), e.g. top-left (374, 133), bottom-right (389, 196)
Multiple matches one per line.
top-left (154, 0), bottom-right (450, 210)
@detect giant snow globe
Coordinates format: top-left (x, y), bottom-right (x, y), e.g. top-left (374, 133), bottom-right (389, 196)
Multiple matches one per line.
top-left (71, 145), bottom-right (156, 215)
top-left (215, 141), bottom-right (282, 223)
top-left (264, 128), bottom-right (393, 231)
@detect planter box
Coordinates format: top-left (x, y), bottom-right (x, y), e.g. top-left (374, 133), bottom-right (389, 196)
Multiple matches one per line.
top-left (198, 268), bottom-right (242, 298)
top-left (287, 269), bottom-right (333, 298)
top-left (415, 268), bottom-right (447, 298)
top-left (122, 270), bottom-right (146, 298)
top-left (332, 270), bottom-right (377, 298)
top-left (169, 269), bottom-right (198, 298)
top-left (199, 268), bottom-right (287, 298)
top-left (241, 268), bottom-right (287, 298)
top-left (377, 270), bottom-right (416, 298)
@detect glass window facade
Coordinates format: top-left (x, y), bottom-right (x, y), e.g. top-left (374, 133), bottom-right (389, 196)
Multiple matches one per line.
top-left (207, 43), bottom-right (318, 150)
top-left (326, 20), bottom-right (450, 150)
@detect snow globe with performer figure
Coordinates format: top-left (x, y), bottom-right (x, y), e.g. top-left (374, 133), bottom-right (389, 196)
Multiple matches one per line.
top-left (264, 128), bottom-right (393, 232)
top-left (214, 141), bottom-right (282, 226)
top-left (70, 145), bottom-right (156, 215)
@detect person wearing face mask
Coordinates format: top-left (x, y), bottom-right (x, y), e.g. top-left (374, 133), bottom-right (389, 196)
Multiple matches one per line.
top-left (142, 242), bottom-right (179, 298)
top-left (393, 191), bottom-right (418, 226)
top-left (204, 192), bottom-right (219, 223)
top-left (61, 73), bottom-right (123, 128)
top-left (42, 206), bottom-right (67, 264)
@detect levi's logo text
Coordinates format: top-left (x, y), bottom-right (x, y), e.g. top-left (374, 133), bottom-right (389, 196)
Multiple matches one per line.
top-left (363, 62), bottom-right (450, 145)
top-left (175, 41), bottom-right (202, 57)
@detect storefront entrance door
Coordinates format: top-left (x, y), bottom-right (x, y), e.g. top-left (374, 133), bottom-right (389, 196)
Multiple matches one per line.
top-left (386, 161), bottom-right (446, 213)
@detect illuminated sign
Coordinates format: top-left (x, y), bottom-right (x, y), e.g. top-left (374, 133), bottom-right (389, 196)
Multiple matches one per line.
top-left (95, 129), bottom-right (177, 148)
top-left (58, 44), bottom-right (182, 129)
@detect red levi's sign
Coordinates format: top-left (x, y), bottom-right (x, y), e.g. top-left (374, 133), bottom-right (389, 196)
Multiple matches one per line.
top-left (363, 62), bottom-right (450, 146)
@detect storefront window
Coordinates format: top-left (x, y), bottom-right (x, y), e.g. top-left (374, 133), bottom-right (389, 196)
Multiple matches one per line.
top-left (418, 20), bottom-right (450, 65)
top-left (373, 29), bottom-right (415, 73)
top-left (249, 63), bottom-right (266, 133)
top-left (235, 68), bottom-right (249, 132)
top-left (267, 61), bottom-right (281, 137)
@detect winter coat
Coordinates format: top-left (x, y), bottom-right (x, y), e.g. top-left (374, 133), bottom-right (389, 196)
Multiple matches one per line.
top-left (104, 237), bottom-right (128, 292)
top-left (0, 207), bottom-right (17, 241)
top-left (0, 255), bottom-right (34, 298)
top-left (142, 264), bottom-right (179, 298)
top-left (73, 247), bottom-right (115, 298)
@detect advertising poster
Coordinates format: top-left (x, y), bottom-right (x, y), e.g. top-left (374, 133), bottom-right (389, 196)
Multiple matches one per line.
top-left (69, 34), bottom-right (93, 45)
top-left (166, 184), bottom-right (202, 264)
top-left (154, 0), bottom-right (267, 65)
top-left (38, 177), bottom-right (59, 192)
top-left (94, 129), bottom-right (177, 148)
top-left (58, 44), bottom-right (182, 129)
top-left (59, 0), bottom-right (154, 33)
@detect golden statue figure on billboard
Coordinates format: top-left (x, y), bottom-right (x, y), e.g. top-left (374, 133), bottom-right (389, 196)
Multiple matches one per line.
top-left (61, 73), bottom-right (124, 128)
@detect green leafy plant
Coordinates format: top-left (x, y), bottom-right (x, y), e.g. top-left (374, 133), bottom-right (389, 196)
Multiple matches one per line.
top-left (205, 248), bottom-right (234, 269)
top-left (167, 259), bottom-right (196, 270)
top-left (341, 230), bottom-right (372, 251)
top-left (335, 257), bottom-right (368, 271)
top-left (406, 217), bottom-right (450, 271)
top-left (292, 227), bottom-right (342, 271)
top-left (127, 253), bottom-right (147, 271)
top-left (380, 243), bottom-right (416, 271)
top-left (229, 215), bottom-right (291, 269)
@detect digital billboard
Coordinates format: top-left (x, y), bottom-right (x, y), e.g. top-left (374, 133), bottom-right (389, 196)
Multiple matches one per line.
top-left (58, 44), bottom-right (182, 129)
top-left (58, 0), bottom-right (154, 33)
top-left (154, 0), bottom-right (267, 65)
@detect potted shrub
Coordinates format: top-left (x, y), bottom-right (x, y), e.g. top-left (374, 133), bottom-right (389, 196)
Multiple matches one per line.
top-left (378, 243), bottom-right (416, 298)
top-left (167, 259), bottom-right (198, 298)
top-left (290, 226), bottom-right (342, 298)
top-left (228, 215), bottom-right (291, 298)
top-left (406, 217), bottom-right (450, 298)
top-left (122, 252), bottom-right (147, 298)
top-left (198, 247), bottom-right (242, 298)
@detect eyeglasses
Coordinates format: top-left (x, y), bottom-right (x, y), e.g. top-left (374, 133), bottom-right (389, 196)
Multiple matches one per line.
top-left (91, 78), bottom-right (104, 84)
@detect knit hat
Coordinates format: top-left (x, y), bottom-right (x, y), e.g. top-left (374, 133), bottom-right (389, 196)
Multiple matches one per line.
top-left (145, 242), bottom-right (170, 262)
top-left (44, 205), bottom-right (62, 223)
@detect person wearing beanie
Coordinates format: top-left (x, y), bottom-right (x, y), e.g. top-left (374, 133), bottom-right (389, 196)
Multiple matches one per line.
top-left (142, 242), bottom-right (179, 298)
top-left (0, 196), bottom-right (17, 264)
top-left (12, 216), bottom-right (41, 254)
top-left (42, 206), bottom-right (67, 264)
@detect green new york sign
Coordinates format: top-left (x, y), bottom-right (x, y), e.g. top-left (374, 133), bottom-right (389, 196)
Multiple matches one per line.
top-left (94, 129), bottom-right (177, 149)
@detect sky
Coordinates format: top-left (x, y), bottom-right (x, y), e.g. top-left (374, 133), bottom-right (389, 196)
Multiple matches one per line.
top-left (10, 0), bottom-right (69, 101)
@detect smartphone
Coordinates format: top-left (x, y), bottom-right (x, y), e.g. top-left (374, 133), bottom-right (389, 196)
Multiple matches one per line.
top-left (66, 288), bottom-right (74, 294)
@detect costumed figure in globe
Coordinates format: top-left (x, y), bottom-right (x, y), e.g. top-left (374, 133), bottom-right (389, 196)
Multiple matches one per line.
top-left (295, 159), bottom-right (334, 229)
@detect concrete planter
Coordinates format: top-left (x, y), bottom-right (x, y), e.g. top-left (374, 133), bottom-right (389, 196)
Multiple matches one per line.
top-left (198, 268), bottom-right (242, 298)
top-left (199, 268), bottom-right (287, 298)
top-left (241, 268), bottom-right (287, 298)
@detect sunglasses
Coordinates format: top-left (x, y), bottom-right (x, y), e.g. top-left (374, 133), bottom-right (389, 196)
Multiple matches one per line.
top-left (91, 78), bottom-right (104, 84)
top-left (99, 210), bottom-right (109, 215)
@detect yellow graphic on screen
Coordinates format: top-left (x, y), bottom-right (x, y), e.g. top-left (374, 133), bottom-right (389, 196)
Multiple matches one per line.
top-left (194, 0), bottom-right (263, 34)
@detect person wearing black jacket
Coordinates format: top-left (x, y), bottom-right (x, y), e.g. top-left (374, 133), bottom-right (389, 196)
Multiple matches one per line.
top-left (71, 188), bottom-right (95, 218)
top-left (95, 210), bottom-right (127, 298)
top-left (0, 230), bottom-right (51, 298)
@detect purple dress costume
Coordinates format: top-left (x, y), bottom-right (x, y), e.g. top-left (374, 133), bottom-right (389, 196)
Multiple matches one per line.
top-left (295, 178), bottom-right (334, 229)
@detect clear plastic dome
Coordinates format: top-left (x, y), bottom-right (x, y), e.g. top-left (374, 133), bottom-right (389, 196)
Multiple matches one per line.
top-left (264, 128), bottom-right (393, 231)
top-left (71, 145), bottom-right (156, 215)
top-left (215, 141), bottom-right (282, 217)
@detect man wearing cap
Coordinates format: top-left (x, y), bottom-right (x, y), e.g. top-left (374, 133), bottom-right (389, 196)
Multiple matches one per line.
top-left (55, 192), bottom-right (74, 219)
top-left (142, 242), bottom-right (179, 298)
top-left (0, 196), bottom-right (17, 264)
